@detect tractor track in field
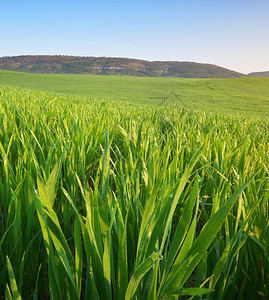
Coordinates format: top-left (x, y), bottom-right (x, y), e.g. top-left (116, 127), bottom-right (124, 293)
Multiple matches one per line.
top-left (167, 81), bottom-right (189, 108)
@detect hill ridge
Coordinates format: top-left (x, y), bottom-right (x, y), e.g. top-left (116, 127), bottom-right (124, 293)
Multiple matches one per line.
top-left (0, 55), bottom-right (244, 78)
top-left (248, 71), bottom-right (269, 77)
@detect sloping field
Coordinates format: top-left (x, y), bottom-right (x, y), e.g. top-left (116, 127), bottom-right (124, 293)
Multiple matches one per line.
top-left (0, 86), bottom-right (268, 299)
top-left (0, 69), bottom-right (269, 118)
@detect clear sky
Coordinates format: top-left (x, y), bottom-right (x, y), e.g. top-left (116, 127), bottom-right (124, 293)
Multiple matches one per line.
top-left (1, 0), bottom-right (269, 74)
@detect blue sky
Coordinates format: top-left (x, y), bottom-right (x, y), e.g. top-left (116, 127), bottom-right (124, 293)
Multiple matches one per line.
top-left (1, 0), bottom-right (269, 73)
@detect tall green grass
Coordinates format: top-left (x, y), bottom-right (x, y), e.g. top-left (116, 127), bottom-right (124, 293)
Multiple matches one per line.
top-left (0, 86), bottom-right (268, 299)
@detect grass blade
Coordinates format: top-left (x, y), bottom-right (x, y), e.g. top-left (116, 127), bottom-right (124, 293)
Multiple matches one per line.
top-left (125, 253), bottom-right (161, 300)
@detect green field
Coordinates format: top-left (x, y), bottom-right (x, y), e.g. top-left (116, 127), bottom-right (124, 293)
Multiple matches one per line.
top-left (1, 69), bottom-right (269, 118)
top-left (0, 72), bottom-right (268, 299)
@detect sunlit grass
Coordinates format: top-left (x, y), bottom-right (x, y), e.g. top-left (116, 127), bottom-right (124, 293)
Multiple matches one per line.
top-left (0, 86), bottom-right (268, 299)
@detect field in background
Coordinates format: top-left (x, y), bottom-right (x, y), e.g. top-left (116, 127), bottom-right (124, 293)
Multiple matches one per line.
top-left (1, 69), bottom-right (269, 118)
top-left (0, 85), bottom-right (268, 299)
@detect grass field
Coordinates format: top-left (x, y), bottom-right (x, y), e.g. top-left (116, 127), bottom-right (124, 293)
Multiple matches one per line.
top-left (1, 69), bottom-right (269, 118)
top-left (0, 72), bottom-right (268, 299)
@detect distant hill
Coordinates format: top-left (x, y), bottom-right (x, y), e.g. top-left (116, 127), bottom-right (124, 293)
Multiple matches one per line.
top-left (0, 55), bottom-right (244, 78)
top-left (248, 71), bottom-right (269, 77)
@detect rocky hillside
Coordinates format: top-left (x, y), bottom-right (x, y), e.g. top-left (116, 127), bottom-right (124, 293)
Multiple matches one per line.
top-left (0, 55), bottom-right (244, 78)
